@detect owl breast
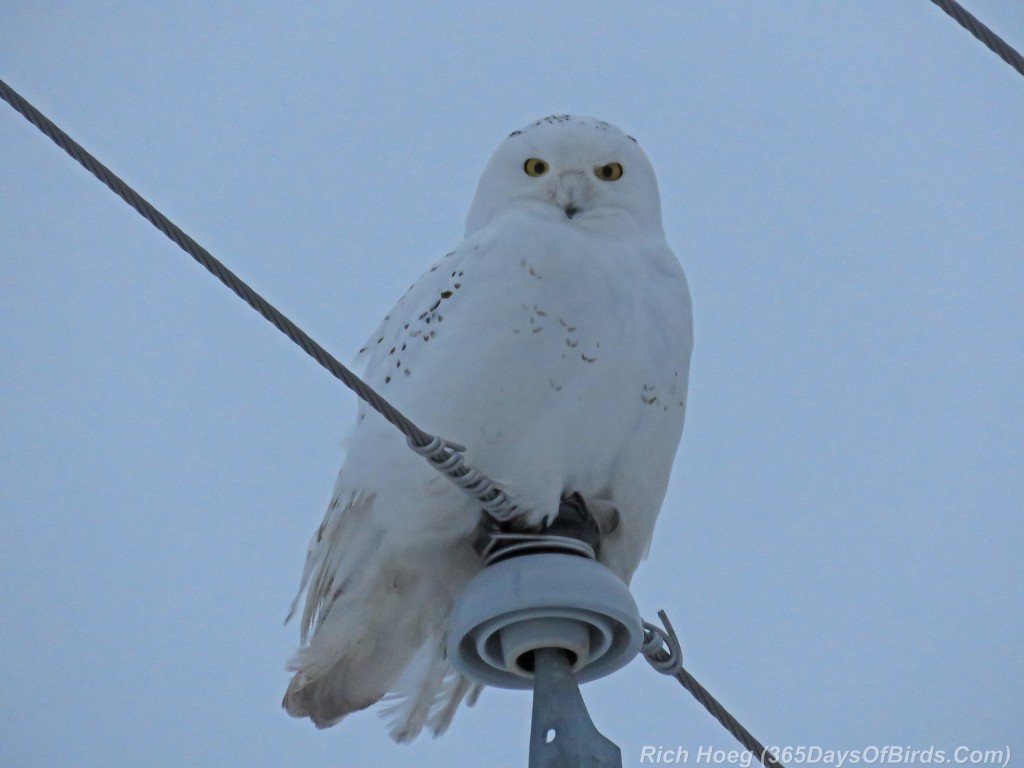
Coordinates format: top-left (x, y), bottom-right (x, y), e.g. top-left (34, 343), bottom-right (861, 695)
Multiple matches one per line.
top-left (358, 209), bottom-right (691, 522)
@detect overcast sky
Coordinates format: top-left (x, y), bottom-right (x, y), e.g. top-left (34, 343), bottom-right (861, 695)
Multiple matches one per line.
top-left (2, 3), bottom-right (1022, 767)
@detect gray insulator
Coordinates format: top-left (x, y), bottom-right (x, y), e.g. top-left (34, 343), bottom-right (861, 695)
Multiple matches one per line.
top-left (447, 552), bottom-right (643, 689)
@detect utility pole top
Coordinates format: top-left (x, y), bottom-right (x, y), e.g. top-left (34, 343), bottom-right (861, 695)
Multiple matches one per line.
top-left (448, 499), bottom-right (643, 767)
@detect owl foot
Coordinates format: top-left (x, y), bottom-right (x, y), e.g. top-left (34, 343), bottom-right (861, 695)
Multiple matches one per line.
top-left (533, 491), bottom-right (600, 551)
top-left (569, 494), bottom-right (620, 536)
top-left (472, 492), bottom-right (619, 561)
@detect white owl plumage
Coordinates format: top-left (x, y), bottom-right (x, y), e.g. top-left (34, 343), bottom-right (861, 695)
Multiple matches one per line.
top-left (283, 115), bottom-right (693, 741)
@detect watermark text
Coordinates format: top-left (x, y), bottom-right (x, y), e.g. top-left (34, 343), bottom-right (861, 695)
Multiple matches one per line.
top-left (638, 744), bottom-right (1011, 767)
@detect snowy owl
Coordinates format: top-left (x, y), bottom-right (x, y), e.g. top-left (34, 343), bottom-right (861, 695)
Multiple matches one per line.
top-left (284, 114), bottom-right (693, 741)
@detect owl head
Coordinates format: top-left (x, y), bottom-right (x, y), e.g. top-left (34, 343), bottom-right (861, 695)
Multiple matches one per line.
top-left (465, 115), bottom-right (664, 236)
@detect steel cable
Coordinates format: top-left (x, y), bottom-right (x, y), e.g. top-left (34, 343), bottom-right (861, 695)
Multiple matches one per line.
top-left (0, 77), bottom-right (520, 522)
top-left (643, 611), bottom-right (785, 768)
top-left (929, 0), bottom-right (1024, 77)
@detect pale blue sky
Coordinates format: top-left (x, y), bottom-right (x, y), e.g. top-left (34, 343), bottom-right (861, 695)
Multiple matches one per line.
top-left (2, 3), bottom-right (1022, 767)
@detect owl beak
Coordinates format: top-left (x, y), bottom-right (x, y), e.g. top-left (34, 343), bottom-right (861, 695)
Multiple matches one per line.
top-left (552, 170), bottom-right (591, 220)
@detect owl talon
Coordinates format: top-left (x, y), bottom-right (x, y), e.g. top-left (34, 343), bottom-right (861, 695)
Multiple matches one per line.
top-left (604, 507), bottom-right (620, 534)
top-left (472, 492), bottom-right (618, 560)
top-left (547, 492), bottom-right (601, 551)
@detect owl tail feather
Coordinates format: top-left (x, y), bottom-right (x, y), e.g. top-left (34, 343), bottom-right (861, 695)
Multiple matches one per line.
top-left (282, 557), bottom-right (480, 740)
top-left (284, 485), bottom-right (483, 739)
top-left (282, 574), bottom-right (422, 729)
top-left (378, 634), bottom-right (483, 742)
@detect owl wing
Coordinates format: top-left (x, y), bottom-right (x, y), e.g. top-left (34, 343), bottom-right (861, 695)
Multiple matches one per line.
top-left (284, 245), bottom-right (484, 738)
top-left (354, 248), bottom-right (470, 393)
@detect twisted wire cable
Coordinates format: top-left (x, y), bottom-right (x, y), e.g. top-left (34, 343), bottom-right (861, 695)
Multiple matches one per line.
top-left (643, 611), bottom-right (786, 768)
top-left (0, 77), bottom-right (519, 522)
top-left (929, 0), bottom-right (1024, 77)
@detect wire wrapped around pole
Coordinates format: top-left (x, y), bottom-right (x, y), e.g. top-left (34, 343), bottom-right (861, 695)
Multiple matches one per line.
top-left (407, 436), bottom-right (519, 521)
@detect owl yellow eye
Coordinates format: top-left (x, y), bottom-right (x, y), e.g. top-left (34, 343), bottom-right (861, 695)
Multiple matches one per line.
top-left (594, 162), bottom-right (623, 181)
top-left (523, 158), bottom-right (549, 177)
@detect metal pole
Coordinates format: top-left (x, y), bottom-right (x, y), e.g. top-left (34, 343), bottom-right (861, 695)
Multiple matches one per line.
top-left (529, 647), bottom-right (622, 768)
